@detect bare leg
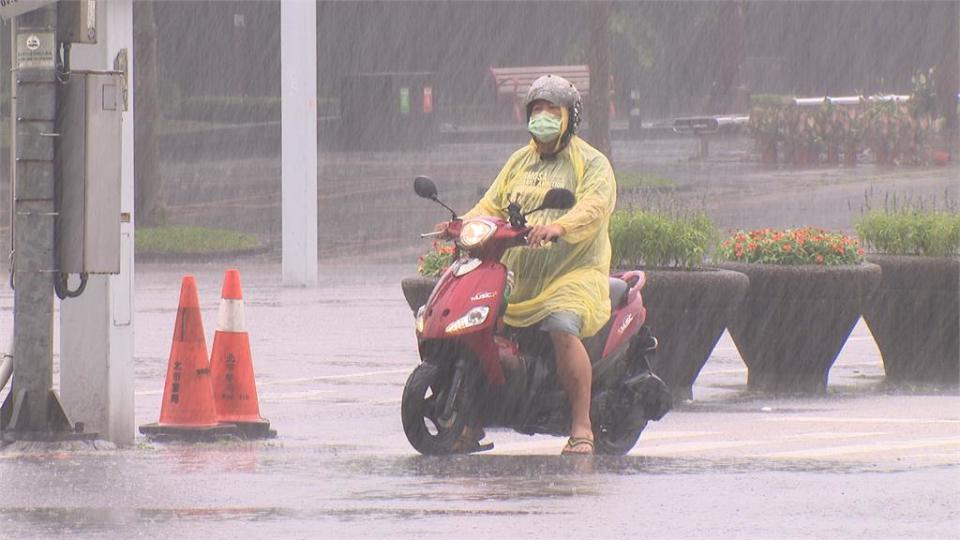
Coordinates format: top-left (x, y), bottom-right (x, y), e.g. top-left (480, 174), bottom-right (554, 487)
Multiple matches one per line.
top-left (550, 331), bottom-right (593, 453)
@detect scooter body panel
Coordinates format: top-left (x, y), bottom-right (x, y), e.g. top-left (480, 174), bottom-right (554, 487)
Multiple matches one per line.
top-left (602, 270), bottom-right (647, 358)
top-left (418, 259), bottom-right (508, 339)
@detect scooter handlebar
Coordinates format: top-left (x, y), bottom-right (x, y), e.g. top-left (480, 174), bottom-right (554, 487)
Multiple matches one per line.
top-left (420, 220), bottom-right (462, 240)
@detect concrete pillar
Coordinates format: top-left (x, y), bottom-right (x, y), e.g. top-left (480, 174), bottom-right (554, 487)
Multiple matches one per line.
top-left (281, 0), bottom-right (318, 287)
top-left (59, 0), bottom-right (135, 445)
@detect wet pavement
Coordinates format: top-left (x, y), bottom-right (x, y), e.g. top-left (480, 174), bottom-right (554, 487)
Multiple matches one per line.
top-left (154, 136), bottom-right (959, 258)
top-left (0, 262), bottom-right (957, 538)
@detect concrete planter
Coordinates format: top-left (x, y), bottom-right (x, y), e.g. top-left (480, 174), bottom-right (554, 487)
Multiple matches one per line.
top-left (717, 262), bottom-right (882, 394)
top-left (638, 268), bottom-right (750, 401)
top-left (401, 276), bottom-right (439, 313)
top-left (863, 255), bottom-right (959, 386)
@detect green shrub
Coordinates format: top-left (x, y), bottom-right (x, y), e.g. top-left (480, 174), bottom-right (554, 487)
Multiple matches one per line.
top-left (616, 171), bottom-right (675, 190)
top-left (717, 227), bottom-right (865, 265)
top-left (856, 211), bottom-right (960, 257)
top-left (137, 226), bottom-right (260, 254)
top-left (610, 210), bottom-right (716, 268)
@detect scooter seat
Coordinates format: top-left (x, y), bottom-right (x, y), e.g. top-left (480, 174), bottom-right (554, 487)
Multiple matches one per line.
top-left (609, 277), bottom-right (629, 311)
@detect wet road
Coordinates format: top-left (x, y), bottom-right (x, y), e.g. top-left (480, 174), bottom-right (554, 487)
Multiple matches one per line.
top-left (1, 263), bottom-right (958, 539)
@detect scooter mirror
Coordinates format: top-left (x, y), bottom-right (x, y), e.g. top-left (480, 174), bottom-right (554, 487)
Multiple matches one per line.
top-left (541, 188), bottom-right (576, 210)
top-left (414, 176), bottom-right (438, 200)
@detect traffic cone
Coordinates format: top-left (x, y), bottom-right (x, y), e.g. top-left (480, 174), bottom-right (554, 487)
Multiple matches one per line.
top-left (210, 269), bottom-right (275, 439)
top-left (140, 276), bottom-right (237, 440)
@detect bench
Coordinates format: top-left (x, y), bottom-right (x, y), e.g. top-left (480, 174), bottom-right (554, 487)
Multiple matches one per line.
top-left (673, 115), bottom-right (749, 159)
top-left (490, 65), bottom-right (613, 123)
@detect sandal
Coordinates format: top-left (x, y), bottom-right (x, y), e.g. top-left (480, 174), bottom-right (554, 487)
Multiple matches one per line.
top-left (451, 428), bottom-right (494, 454)
top-left (561, 436), bottom-right (595, 455)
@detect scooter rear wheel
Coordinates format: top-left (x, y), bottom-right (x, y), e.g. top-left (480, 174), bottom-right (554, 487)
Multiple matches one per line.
top-left (401, 362), bottom-right (467, 455)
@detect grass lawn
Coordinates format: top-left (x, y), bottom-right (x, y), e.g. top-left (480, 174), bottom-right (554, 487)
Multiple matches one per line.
top-left (136, 226), bottom-right (261, 254)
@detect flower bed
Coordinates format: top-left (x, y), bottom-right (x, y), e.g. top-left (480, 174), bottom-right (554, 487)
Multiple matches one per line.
top-left (717, 228), bottom-right (877, 394)
top-left (717, 227), bottom-right (865, 266)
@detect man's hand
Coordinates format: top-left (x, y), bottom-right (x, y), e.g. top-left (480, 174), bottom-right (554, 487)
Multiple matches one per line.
top-left (527, 224), bottom-right (565, 247)
top-left (433, 221), bottom-right (453, 239)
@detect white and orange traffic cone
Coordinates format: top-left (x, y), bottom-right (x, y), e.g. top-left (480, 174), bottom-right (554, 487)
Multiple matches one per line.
top-left (140, 276), bottom-right (237, 440)
top-left (209, 269), bottom-right (275, 439)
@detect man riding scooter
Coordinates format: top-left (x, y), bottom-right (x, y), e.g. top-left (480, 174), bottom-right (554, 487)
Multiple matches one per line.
top-left (438, 75), bottom-right (616, 455)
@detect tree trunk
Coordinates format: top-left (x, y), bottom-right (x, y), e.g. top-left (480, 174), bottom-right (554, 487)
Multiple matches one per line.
top-left (587, 1), bottom-right (612, 162)
top-left (933, 1), bottom-right (958, 142)
top-left (133, 0), bottom-right (166, 227)
top-left (707, 1), bottom-right (747, 115)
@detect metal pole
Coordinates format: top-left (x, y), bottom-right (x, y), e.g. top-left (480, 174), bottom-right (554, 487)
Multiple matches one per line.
top-left (281, 0), bottom-right (318, 287)
top-left (5, 3), bottom-right (61, 435)
top-left (9, 17), bottom-right (16, 290)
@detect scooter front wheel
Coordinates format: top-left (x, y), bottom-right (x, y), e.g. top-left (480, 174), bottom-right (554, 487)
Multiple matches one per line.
top-left (401, 362), bottom-right (467, 455)
top-left (594, 423), bottom-right (646, 456)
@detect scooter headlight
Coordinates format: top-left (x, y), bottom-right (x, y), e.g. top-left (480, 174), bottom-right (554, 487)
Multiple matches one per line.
top-left (444, 306), bottom-right (490, 335)
top-left (459, 219), bottom-right (496, 249)
top-left (415, 305), bottom-right (427, 334)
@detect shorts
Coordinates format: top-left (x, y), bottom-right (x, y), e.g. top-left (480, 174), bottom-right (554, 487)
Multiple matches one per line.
top-left (538, 311), bottom-right (583, 337)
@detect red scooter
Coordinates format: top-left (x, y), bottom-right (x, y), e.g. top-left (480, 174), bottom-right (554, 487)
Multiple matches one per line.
top-left (402, 177), bottom-right (671, 455)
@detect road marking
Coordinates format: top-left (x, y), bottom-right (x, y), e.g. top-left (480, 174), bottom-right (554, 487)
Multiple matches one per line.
top-left (259, 389), bottom-right (337, 402)
top-left (135, 368), bottom-right (411, 397)
top-left (330, 398), bottom-right (402, 407)
top-left (760, 437), bottom-right (960, 459)
top-left (642, 430), bottom-right (719, 441)
top-left (699, 368), bottom-right (747, 376)
top-left (257, 368), bottom-right (411, 386)
top-left (778, 431), bottom-right (890, 441)
top-left (636, 439), bottom-right (772, 455)
top-left (766, 416), bottom-right (960, 425)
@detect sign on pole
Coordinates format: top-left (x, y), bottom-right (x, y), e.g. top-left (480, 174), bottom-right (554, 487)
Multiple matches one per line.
top-left (0, 0), bottom-right (57, 21)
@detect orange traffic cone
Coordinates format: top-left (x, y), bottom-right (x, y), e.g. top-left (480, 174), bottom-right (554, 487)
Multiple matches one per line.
top-left (210, 269), bottom-right (275, 439)
top-left (140, 276), bottom-right (237, 440)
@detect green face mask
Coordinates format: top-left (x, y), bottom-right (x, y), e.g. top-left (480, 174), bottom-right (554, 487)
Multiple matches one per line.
top-left (528, 112), bottom-right (563, 143)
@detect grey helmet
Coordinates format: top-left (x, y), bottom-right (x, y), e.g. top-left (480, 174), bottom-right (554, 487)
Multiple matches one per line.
top-left (524, 74), bottom-right (582, 138)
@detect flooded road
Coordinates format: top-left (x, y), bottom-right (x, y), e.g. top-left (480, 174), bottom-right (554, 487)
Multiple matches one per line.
top-left (1, 263), bottom-right (957, 538)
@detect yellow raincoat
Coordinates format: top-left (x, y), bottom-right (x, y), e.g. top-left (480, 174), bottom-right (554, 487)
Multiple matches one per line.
top-left (464, 135), bottom-right (616, 337)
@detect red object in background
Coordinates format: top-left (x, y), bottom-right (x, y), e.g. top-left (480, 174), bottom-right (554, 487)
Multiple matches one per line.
top-left (932, 150), bottom-right (951, 166)
top-left (423, 86), bottom-right (433, 114)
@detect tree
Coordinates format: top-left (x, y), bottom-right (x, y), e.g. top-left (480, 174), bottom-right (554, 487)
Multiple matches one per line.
top-left (133, 0), bottom-right (166, 227)
top-left (587, 1), bottom-right (612, 161)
